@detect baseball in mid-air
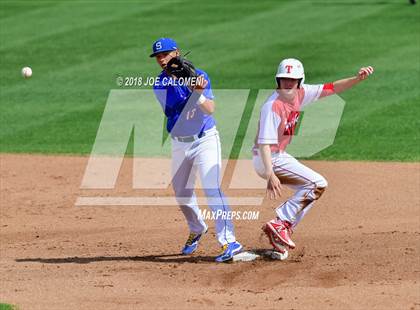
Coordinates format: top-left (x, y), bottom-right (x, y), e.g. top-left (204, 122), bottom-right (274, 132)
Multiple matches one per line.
top-left (21, 66), bottom-right (32, 78)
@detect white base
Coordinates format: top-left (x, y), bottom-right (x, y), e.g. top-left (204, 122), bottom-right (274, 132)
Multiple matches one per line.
top-left (232, 249), bottom-right (289, 262)
top-left (264, 249), bottom-right (289, 261)
top-left (232, 251), bottom-right (260, 262)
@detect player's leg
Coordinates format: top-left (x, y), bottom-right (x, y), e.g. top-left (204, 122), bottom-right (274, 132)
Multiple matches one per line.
top-left (193, 131), bottom-right (236, 245)
top-left (291, 203), bottom-right (314, 228)
top-left (267, 153), bottom-right (327, 249)
top-left (172, 141), bottom-right (207, 254)
top-left (193, 129), bottom-right (242, 261)
top-left (254, 152), bottom-right (327, 251)
top-left (272, 153), bottom-right (327, 226)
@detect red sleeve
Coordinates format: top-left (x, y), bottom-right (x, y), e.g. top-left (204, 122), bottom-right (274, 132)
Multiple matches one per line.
top-left (320, 83), bottom-right (335, 98)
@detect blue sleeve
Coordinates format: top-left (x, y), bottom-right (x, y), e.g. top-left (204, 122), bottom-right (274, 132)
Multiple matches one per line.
top-left (198, 70), bottom-right (214, 100)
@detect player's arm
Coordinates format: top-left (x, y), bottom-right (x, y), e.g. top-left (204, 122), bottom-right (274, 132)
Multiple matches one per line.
top-left (194, 75), bottom-right (215, 114)
top-left (302, 66), bottom-right (374, 106)
top-left (257, 102), bottom-right (283, 199)
top-left (199, 99), bottom-right (215, 114)
top-left (258, 144), bottom-right (282, 199)
top-left (332, 66), bottom-right (374, 93)
top-left (258, 144), bottom-right (274, 180)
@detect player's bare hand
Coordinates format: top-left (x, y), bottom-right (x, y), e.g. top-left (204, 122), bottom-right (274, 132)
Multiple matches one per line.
top-left (266, 173), bottom-right (282, 200)
top-left (194, 75), bottom-right (208, 92)
top-left (358, 66), bottom-right (374, 81)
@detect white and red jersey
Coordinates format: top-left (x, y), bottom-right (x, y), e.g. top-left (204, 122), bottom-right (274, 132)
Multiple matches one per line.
top-left (254, 83), bottom-right (335, 153)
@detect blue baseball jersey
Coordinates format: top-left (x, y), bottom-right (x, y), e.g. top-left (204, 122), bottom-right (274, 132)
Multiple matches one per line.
top-left (153, 68), bottom-right (216, 137)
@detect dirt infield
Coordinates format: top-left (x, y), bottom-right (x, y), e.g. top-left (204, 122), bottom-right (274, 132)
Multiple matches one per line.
top-left (1, 154), bottom-right (419, 310)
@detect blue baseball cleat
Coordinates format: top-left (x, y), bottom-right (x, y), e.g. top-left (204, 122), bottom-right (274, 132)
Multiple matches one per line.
top-left (215, 241), bottom-right (243, 262)
top-left (181, 230), bottom-right (206, 255)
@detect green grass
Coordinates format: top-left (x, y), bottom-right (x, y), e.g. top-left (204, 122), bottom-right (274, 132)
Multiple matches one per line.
top-left (0, 0), bottom-right (419, 161)
top-left (0, 303), bottom-right (16, 310)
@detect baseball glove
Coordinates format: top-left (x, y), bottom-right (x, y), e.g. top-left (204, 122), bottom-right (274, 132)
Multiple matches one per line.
top-left (165, 56), bottom-right (198, 79)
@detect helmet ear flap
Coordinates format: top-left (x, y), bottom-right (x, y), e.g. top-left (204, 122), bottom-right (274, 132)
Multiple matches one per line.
top-left (276, 77), bottom-right (281, 88)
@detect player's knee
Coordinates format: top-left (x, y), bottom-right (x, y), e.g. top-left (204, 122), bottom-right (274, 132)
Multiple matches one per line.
top-left (314, 177), bottom-right (327, 200)
top-left (316, 176), bottom-right (328, 189)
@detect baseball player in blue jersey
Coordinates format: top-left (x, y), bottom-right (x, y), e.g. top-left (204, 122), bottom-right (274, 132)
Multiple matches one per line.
top-left (150, 38), bottom-right (242, 262)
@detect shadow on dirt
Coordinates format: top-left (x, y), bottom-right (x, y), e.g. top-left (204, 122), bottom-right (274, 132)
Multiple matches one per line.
top-left (15, 248), bottom-right (303, 265)
top-left (16, 253), bottom-right (218, 264)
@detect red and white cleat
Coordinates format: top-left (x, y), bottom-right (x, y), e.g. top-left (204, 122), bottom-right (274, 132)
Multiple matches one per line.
top-left (263, 228), bottom-right (288, 254)
top-left (262, 219), bottom-right (296, 250)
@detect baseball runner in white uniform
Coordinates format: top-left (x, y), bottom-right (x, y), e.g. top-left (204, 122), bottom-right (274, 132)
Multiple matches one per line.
top-left (253, 58), bottom-right (374, 254)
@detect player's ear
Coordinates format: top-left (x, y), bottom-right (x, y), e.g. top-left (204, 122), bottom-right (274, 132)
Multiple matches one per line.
top-left (175, 49), bottom-right (180, 56)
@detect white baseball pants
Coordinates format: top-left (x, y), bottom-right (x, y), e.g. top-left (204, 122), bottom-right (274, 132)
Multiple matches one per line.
top-left (171, 127), bottom-right (236, 245)
top-left (253, 151), bottom-right (328, 227)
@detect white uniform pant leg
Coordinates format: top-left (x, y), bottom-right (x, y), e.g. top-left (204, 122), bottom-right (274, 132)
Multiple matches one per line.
top-left (272, 153), bottom-right (327, 227)
top-left (253, 152), bottom-right (327, 228)
top-left (292, 203), bottom-right (314, 228)
top-left (172, 140), bottom-right (207, 234)
top-left (274, 191), bottom-right (316, 229)
top-left (193, 131), bottom-right (236, 245)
